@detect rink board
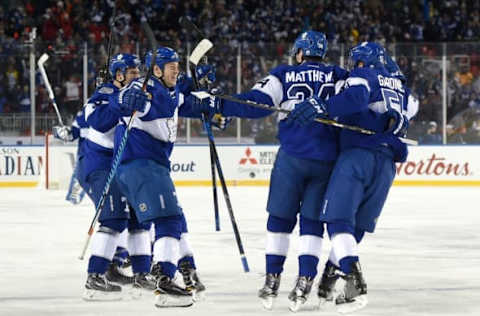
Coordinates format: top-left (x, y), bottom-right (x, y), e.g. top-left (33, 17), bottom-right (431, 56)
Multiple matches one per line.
top-left (0, 145), bottom-right (479, 188)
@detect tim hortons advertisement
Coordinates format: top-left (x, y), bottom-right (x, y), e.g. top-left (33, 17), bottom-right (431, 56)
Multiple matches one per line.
top-left (393, 146), bottom-right (480, 186)
top-left (0, 146), bottom-right (44, 187)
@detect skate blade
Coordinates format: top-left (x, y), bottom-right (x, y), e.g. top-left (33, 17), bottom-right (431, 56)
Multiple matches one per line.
top-left (128, 285), bottom-right (154, 300)
top-left (336, 295), bottom-right (368, 314)
top-left (82, 289), bottom-right (122, 301)
top-left (154, 293), bottom-right (194, 308)
top-left (260, 296), bottom-right (275, 310)
top-left (318, 297), bottom-right (335, 311)
top-left (193, 289), bottom-right (206, 302)
top-left (288, 298), bottom-right (306, 312)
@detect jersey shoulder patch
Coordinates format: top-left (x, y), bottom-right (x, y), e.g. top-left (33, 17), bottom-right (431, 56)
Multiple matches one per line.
top-left (98, 86), bottom-right (114, 94)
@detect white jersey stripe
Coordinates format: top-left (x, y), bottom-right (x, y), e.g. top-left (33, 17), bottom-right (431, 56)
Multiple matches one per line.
top-left (252, 75), bottom-right (283, 107)
top-left (346, 77), bottom-right (371, 93)
top-left (86, 126), bottom-right (115, 149)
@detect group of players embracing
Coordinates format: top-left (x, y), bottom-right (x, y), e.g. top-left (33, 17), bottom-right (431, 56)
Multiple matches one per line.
top-left (54, 29), bottom-right (418, 312)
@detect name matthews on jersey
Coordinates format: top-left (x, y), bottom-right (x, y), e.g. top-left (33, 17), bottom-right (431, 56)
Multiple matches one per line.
top-left (285, 70), bottom-right (334, 83)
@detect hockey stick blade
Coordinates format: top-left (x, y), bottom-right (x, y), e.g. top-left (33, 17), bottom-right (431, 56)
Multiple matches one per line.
top-left (38, 53), bottom-right (64, 126)
top-left (37, 54), bottom-right (54, 100)
top-left (191, 91), bottom-right (418, 145)
top-left (189, 39), bottom-right (213, 66)
top-left (38, 53), bottom-right (49, 66)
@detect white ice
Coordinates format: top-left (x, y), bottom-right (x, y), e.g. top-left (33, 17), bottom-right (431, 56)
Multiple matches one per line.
top-left (0, 186), bottom-right (479, 316)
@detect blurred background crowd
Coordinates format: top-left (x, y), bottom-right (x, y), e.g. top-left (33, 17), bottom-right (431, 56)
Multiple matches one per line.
top-left (1, 0), bottom-right (480, 144)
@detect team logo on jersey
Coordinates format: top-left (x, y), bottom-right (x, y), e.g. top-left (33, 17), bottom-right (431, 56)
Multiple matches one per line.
top-left (139, 202), bottom-right (148, 212)
top-left (239, 147), bottom-right (258, 165)
top-left (317, 40), bottom-right (324, 50)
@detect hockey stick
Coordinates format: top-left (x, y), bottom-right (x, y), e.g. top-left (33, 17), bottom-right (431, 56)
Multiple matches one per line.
top-left (79, 20), bottom-right (158, 260)
top-left (37, 53), bottom-right (64, 126)
top-left (192, 91), bottom-right (419, 146)
top-left (187, 28), bottom-right (250, 272)
top-left (97, 0), bottom-right (118, 85)
top-left (204, 119), bottom-right (250, 272)
top-left (182, 24), bottom-right (221, 231)
top-left (181, 16), bottom-right (221, 231)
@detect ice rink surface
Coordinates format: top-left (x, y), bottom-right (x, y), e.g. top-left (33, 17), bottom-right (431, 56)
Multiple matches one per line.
top-left (0, 186), bottom-right (479, 316)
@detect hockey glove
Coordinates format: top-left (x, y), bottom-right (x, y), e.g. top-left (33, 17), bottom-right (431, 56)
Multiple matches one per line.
top-left (196, 64), bottom-right (216, 86)
top-left (192, 87), bottom-right (223, 119)
top-left (53, 125), bottom-right (74, 142)
top-left (286, 96), bottom-right (328, 127)
top-left (384, 109), bottom-right (409, 137)
top-left (117, 86), bottom-right (148, 116)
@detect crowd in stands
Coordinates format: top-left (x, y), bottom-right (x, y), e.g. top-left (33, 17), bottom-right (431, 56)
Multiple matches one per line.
top-left (1, 0), bottom-right (480, 142)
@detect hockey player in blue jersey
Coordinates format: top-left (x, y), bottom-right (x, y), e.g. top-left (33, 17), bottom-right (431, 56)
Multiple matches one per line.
top-left (112, 47), bottom-right (216, 307)
top-left (195, 30), bottom-right (349, 311)
top-left (287, 42), bottom-right (418, 313)
top-left (80, 53), bottom-right (153, 301)
top-left (53, 109), bottom-right (89, 204)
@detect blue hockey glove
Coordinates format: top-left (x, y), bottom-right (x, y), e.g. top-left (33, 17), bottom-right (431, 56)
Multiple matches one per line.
top-left (192, 87), bottom-right (223, 119)
top-left (286, 96), bottom-right (328, 126)
top-left (196, 64), bottom-right (216, 86)
top-left (384, 109), bottom-right (409, 137)
top-left (211, 114), bottom-right (232, 130)
top-left (53, 125), bottom-right (74, 142)
top-left (117, 86), bottom-right (148, 116)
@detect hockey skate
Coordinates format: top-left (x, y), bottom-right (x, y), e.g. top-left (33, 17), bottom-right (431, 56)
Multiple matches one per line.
top-left (179, 261), bottom-right (206, 302)
top-left (129, 273), bottom-right (157, 299)
top-left (151, 263), bottom-right (193, 308)
top-left (288, 276), bottom-right (314, 312)
top-left (318, 263), bottom-right (340, 310)
top-left (83, 273), bottom-right (122, 301)
top-left (105, 263), bottom-right (134, 285)
top-left (258, 273), bottom-right (281, 310)
top-left (335, 262), bottom-right (368, 314)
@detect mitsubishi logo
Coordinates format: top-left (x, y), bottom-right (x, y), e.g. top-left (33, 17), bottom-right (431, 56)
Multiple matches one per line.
top-left (239, 147), bottom-right (258, 165)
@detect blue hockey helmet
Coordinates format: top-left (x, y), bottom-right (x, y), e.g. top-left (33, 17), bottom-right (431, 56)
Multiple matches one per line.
top-left (291, 31), bottom-right (328, 58)
top-left (145, 47), bottom-right (180, 70)
top-left (385, 53), bottom-right (406, 83)
top-left (108, 58), bottom-right (127, 79)
top-left (116, 53), bottom-right (141, 68)
top-left (349, 42), bottom-right (386, 69)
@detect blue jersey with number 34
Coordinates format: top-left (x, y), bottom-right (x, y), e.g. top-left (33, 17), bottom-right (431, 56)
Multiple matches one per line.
top-left (222, 62), bottom-right (349, 161)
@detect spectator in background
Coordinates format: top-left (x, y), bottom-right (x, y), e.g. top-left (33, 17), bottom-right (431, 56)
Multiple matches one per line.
top-left (5, 62), bottom-right (19, 92)
top-left (18, 85), bottom-right (30, 112)
top-left (446, 124), bottom-right (466, 144)
top-left (419, 121), bottom-right (442, 144)
top-left (36, 86), bottom-right (50, 114)
top-left (63, 74), bottom-right (81, 116)
top-left (41, 9), bottom-right (57, 41)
